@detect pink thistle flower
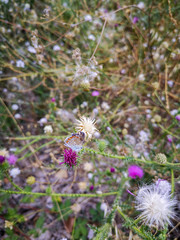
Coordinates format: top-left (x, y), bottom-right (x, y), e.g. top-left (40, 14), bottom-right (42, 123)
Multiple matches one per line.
top-left (110, 167), bottom-right (115, 173)
top-left (60, 149), bottom-right (78, 168)
top-left (175, 115), bottom-right (180, 121)
top-left (51, 97), bottom-right (56, 102)
top-left (7, 154), bottom-right (17, 165)
top-left (92, 91), bottom-right (100, 97)
top-left (0, 155), bottom-right (5, 164)
top-left (128, 165), bottom-right (144, 179)
top-left (89, 185), bottom-right (94, 191)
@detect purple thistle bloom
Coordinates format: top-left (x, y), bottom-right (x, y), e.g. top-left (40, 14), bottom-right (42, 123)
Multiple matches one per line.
top-left (51, 97), bottom-right (56, 102)
top-left (89, 185), bottom-right (94, 191)
top-left (128, 165), bottom-right (144, 179)
top-left (7, 154), bottom-right (17, 165)
top-left (92, 91), bottom-right (100, 97)
top-left (60, 149), bottom-right (78, 168)
top-left (132, 17), bottom-right (139, 24)
top-left (110, 167), bottom-right (115, 173)
top-left (0, 155), bottom-right (5, 164)
top-left (175, 115), bottom-right (180, 121)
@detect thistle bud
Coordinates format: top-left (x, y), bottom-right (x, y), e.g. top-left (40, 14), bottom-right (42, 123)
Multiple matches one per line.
top-left (154, 153), bottom-right (167, 164)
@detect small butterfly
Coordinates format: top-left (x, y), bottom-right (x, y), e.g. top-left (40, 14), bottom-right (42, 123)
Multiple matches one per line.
top-left (64, 132), bottom-right (85, 152)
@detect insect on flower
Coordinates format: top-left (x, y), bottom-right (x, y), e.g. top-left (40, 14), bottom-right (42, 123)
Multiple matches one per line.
top-left (64, 131), bottom-right (85, 152)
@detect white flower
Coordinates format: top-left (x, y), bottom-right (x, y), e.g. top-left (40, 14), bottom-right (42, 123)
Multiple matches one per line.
top-left (28, 46), bottom-right (36, 53)
top-left (44, 125), bottom-right (53, 134)
top-left (84, 14), bottom-right (92, 22)
top-left (135, 183), bottom-right (176, 228)
top-left (138, 73), bottom-right (145, 81)
top-left (80, 101), bottom-right (88, 108)
top-left (94, 131), bottom-right (101, 138)
top-left (88, 229), bottom-right (94, 239)
top-left (14, 113), bottom-right (21, 119)
top-left (88, 173), bottom-right (93, 179)
top-left (11, 104), bottom-right (19, 111)
top-left (170, 109), bottom-right (178, 116)
top-left (38, 117), bottom-right (47, 126)
top-left (167, 80), bottom-right (174, 88)
top-left (10, 168), bottom-right (21, 178)
top-left (84, 162), bottom-right (93, 172)
top-left (137, 2), bottom-right (145, 9)
top-left (53, 45), bottom-right (61, 51)
top-left (88, 34), bottom-right (96, 41)
top-left (101, 102), bottom-right (110, 111)
top-left (100, 202), bottom-right (108, 217)
top-left (155, 179), bottom-right (171, 195)
top-left (139, 130), bottom-right (150, 142)
top-left (16, 60), bottom-right (25, 68)
top-left (75, 116), bottom-right (97, 140)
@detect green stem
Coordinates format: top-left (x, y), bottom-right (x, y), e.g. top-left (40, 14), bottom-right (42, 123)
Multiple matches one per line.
top-left (84, 148), bottom-right (180, 169)
top-left (0, 189), bottom-right (118, 198)
top-left (6, 174), bottom-right (23, 192)
top-left (171, 169), bottom-right (175, 196)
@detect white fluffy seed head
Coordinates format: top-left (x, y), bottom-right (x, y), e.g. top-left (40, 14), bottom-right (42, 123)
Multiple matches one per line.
top-left (135, 182), bottom-right (176, 229)
top-left (75, 116), bottom-right (97, 140)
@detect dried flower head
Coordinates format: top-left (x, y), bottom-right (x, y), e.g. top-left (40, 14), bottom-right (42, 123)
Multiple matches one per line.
top-left (5, 220), bottom-right (13, 230)
top-left (75, 116), bottom-right (97, 140)
top-left (154, 153), bottom-right (167, 164)
top-left (135, 182), bottom-right (176, 229)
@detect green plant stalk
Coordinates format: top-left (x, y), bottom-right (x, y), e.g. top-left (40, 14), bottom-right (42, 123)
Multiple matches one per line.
top-left (84, 148), bottom-right (180, 169)
top-left (6, 174), bottom-right (23, 192)
top-left (117, 207), bottom-right (154, 240)
top-left (171, 169), bottom-right (175, 196)
top-left (0, 189), bottom-right (118, 198)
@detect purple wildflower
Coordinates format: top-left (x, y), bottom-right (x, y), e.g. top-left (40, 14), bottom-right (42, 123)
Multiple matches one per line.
top-left (92, 91), bottom-right (100, 97)
top-left (128, 165), bottom-right (144, 179)
top-left (89, 185), bottom-right (94, 191)
top-left (7, 154), bottom-right (17, 165)
top-left (167, 135), bottom-right (172, 143)
top-left (110, 167), bottom-right (115, 173)
top-left (51, 97), bottom-right (56, 102)
top-left (175, 115), bottom-right (180, 121)
top-left (132, 17), bottom-right (139, 24)
top-left (114, 23), bottom-right (119, 27)
top-left (0, 155), bottom-right (5, 164)
top-left (60, 149), bottom-right (78, 168)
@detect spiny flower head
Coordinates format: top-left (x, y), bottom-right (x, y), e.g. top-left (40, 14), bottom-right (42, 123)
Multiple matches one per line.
top-left (135, 182), bottom-right (176, 229)
top-left (60, 148), bottom-right (79, 168)
top-left (75, 116), bottom-right (97, 140)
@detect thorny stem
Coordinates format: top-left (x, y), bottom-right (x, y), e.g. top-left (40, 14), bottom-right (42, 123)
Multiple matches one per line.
top-left (83, 148), bottom-right (180, 169)
top-left (0, 189), bottom-right (118, 198)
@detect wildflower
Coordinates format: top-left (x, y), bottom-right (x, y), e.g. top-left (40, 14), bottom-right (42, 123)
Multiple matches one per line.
top-left (84, 14), bottom-right (92, 22)
top-left (170, 109), bottom-right (178, 116)
top-left (75, 116), bottom-right (97, 140)
top-left (84, 162), bottom-right (93, 172)
top-left (89, 185), bottom-right (94, 191)
top-left (92, 90), bottom-right (99, 96)
top-left (167, 135), bottom-right (172, 143)
top-left (51, 97), bottom-right (56, 102)
top-left (16, 60), bottom-right (25, 68)
top-left (154, 114), bottom-right (161, 123)
top-left (155, 179), bottom-right (171, 195)
top-left (53, 45), bottom-right (61, 51)
top-left (175, 115), bottom-right (180, 121)
top-left (26, 176), bottom-right (36, 185)
top-left (78, 182), bottom-right (87, 191)
top-left (167, 80), bottom-right (174, 87)
top-left (122, 128), bottom-right (128, 136)
top-left (88, 173), bottom-right (93, 179)
top-left (5, 220), bottom-right (13, 230)
top-left (88, 34), bottom-right (96, 41)
top-left (139, 130), bottom-right (150, 142)
top-left (9, 168), bottom-right (21, 178)
top-left (0, 149), bottom-right (8, 163)
top-left (110, 167), bottom-right (115, 173)
top-left (135, 182), bottom-right (176, 228)
top-left (132, 16), bottom-right (139, 24)
top-left (137, 2), bottom-right (145, 9)
top-left (14, 113), bottom-right (21, 119)
top-left (44, 125), bottom-right (53, 134)
top-left (100, 202), bottom-right (108, 217)
top-left (154, 153), bottom-right (167, 164)
top-left (71, 203), bottom-right (81, 214)
top-left (7, 154), bottom-right (17, 165)
top-left (27, 46), bottom-right (36, 53)
top-left (128, 165), bottom-right (144, 179)
top-left (101, 102), bottom-right (110, 111)
top-left (60, 149), bottom-right (78, 168)
top-left (11, 104), bottom-right (19, 111)
top-left (94, 131), bottom-right (101, 138)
